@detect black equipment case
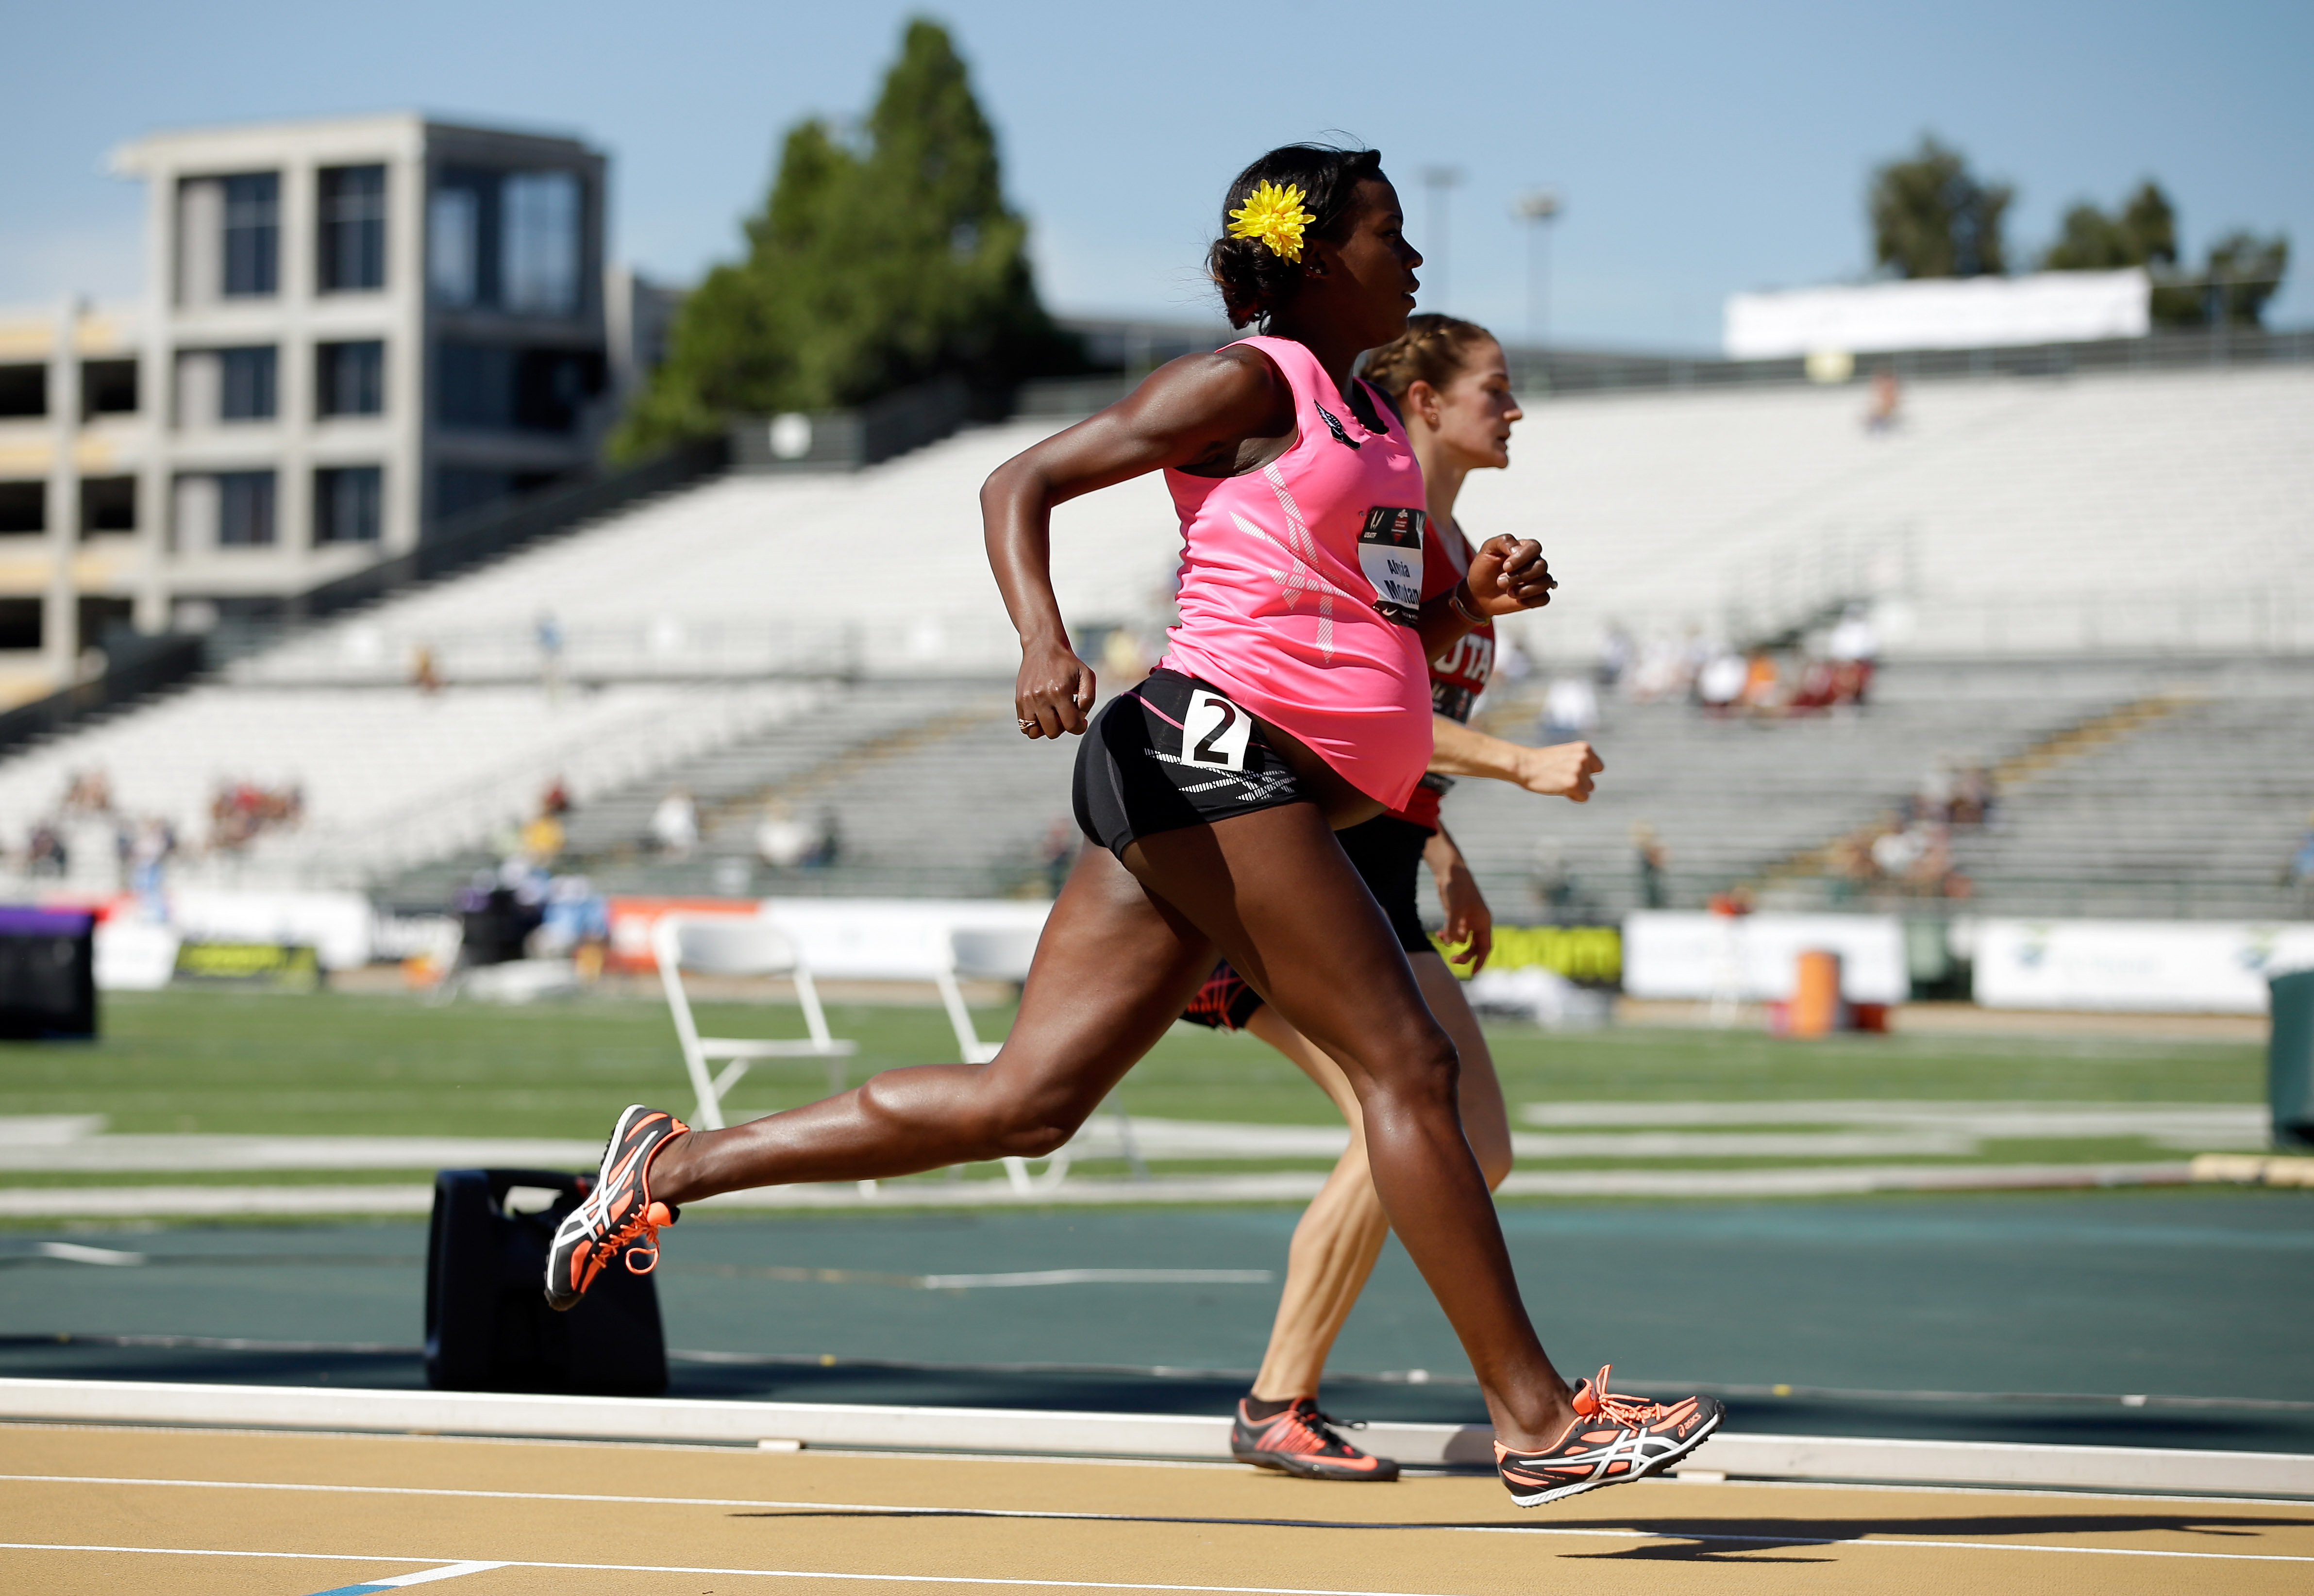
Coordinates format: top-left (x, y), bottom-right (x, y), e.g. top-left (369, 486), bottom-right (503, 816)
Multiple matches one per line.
top-left (424, 1167), bottom-right (667, 1395)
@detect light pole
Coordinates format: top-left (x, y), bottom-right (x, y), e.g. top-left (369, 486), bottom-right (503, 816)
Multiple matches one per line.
top-left (1420, 165), bottom-right (1464, 313)
top-left (1515, 187), bottom-right (1563, 349)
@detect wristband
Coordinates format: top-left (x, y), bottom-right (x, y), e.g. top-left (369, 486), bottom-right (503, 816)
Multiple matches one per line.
top-left (1448, 581), bottom-right (1487, 626)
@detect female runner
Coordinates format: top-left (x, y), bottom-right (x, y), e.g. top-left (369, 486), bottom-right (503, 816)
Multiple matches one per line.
top-left (1205, 315), bottom-right (1607, 1482)
top-left (546, 145), bottom-right (1718, 1506)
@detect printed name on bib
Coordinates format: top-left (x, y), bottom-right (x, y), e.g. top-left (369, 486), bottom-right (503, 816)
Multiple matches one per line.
top-left (1358, 506), bottom-right (1426, 626)
top-left (1182, 689), bottom-right (1255, 771)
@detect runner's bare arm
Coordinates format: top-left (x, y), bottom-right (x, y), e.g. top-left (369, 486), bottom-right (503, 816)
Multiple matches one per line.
top-left (1426, 825), bottom-right (1493, 970)
top-left (983, 349), bottom-right (1295, 738)
top-left (1417, 535), bottom-right (1555, 663)
top-left (1431, 719), bottom-right (1603, 802)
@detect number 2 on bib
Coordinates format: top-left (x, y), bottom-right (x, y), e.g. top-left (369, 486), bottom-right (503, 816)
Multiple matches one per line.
top-left (1183, 690), bottom-right (1253, 770)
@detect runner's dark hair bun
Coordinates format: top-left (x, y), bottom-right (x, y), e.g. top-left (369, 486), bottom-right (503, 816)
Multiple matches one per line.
top-left (1207, 145), bottom-right (1386, 329)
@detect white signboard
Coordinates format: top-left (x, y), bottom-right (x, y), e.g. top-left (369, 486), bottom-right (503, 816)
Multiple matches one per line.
top-left (1622, 912), bottom-right (1908, 1005)
top-left (1725, 270), bottom-right (2150, 359)
top-left (757, 897), bottom-right (1051, 981)
top-left (1973, 919), bottom-right (2314, 1014)
top-left (169, 889), bottom-right (376, 971)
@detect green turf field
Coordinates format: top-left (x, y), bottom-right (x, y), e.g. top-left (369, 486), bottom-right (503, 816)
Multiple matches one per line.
top-left (0, 989), bottom-right (2264, 1191)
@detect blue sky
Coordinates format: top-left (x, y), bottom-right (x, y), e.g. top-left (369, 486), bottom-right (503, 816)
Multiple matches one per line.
top-left (1, 0), bottom-right (2304, 349)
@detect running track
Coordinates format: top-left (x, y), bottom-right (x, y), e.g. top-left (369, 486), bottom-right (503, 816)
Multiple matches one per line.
top-left (6, 1424), bottom-right (2311, 1596)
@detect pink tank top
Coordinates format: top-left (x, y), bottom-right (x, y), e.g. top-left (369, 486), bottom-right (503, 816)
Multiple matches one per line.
top-left (1159, 337), bottom-right (1433, 808)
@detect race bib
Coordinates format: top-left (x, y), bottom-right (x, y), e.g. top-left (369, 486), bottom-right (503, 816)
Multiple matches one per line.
top-left (1358, 507), bottom-right (1425, 626)
top-left (1182, 688), bottom-right (1254, 771)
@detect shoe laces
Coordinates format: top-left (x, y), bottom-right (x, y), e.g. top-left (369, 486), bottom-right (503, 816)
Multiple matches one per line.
top-left (1293, 1401), bottom-right (1364, 1443)
top-left (1575, 1365), bottom-right (1669, 1427)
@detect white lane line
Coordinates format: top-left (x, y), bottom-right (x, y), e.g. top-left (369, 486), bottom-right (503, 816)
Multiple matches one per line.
top-left (6, 1478), bottom-right (2313, 1563)
top-left (314, 1562), bottom-right (506, 1591)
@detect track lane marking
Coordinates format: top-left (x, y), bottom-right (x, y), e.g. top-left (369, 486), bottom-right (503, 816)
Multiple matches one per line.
top-left (5, 1479), bottom-right (2314, 1564)
top-left (306, 1562), bottom-right (505, 1593)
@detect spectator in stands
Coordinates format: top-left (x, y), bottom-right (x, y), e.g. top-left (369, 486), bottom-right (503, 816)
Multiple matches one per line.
top-left (537, 874), bottom-right (611, 979)
top-left (412, 645), bottom-right (444, 695)
top-left (2284, 813), bottom-right (2314, 915)
top-left (540, 776), bottom-right (572, 818)
top-left (650, 787), bottom-right (699, 857)
top-left (1950, 763), bottom-right (1995, 827)
top-left (1695, 646), bottom-right (1747, 714)
top-left (1039, 816), bottom-right (1078, 898)
top-left (755, 802), bottom-right (812, 870)
top-left (209, 780), bottom-right (304, 852)
top-left (120, 815), bottom-right (175, 914)
top-left (519, 807), bottom-right (566, 866)
top-left (536, 611), bottom-right (567, 700)
top-left (811, 805), bottom-right (844, 868)
top-left (1541, 674), bottom-right (1599, 743)
top-left (1786, 655), bottom-right (1841, 713)
top-left (1828, 605), bottom-right (1878, 705)
top-left (1864, 366), bottom-right (1902, 433)
top-left (24, 822), bottom-right (66, 879)
top-left (1632, 823), bottom-right (1669, 909)
top-left (1629, 631), bottom-right (1690, 702)
top-left (61, 769), bottom-right (114, 816)
top-left (1595, 622), bottom-right (1635, 690)
top-left (1739, 649), bottom-right (1781, 713)
top-left (1099, 626), bottom-right (1153, 688)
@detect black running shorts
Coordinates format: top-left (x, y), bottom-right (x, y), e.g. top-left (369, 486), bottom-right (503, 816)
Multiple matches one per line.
top-left (1073, 668), bottom-right (1309, 858)
top-left (1177, 813), bottom-right (1437, 1031)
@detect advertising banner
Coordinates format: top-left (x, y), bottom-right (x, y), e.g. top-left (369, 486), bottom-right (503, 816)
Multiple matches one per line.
top-left (1623, 912), bottom-right (1909, 1004)
top-left (1973, 919), bottom-right (2314, 1013)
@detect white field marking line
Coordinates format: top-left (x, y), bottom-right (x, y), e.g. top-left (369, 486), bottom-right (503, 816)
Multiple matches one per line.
top-left (334, 1561), bottom-right (507, 1588)
top-left (7, 1478), bottom-right (2314, 1564)
top-left (8, 1426), bottom-right (2302, 1502)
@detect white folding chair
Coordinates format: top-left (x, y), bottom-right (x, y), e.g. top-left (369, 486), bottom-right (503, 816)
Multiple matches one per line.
top-left (653, 914), bottom-right (859, 1132)
top-left (939, 925), bottom-right (1144, 1192)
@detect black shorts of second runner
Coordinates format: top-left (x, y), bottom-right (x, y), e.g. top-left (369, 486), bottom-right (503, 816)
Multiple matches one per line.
top-left (1178, 814), bottom-right (1435, 1031)
top-left (1072, 668), bottom-right (1308, 858)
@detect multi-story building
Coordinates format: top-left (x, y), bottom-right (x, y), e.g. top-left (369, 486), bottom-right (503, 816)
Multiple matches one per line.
top-left (0, 113), bottom-right (613, 704)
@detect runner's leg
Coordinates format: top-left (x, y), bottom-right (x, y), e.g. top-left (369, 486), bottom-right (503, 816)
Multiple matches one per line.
top-left (1126, 808), bottom-right (1575, 1446)
top-left (1247, 951), bottom-right (1510, 1401)
top-left (647, 845), bottom-right (1213, 1197)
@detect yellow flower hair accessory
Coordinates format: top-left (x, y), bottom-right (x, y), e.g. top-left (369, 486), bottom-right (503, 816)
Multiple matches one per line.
top-left (1227, 180), bottom-right (1316, 263)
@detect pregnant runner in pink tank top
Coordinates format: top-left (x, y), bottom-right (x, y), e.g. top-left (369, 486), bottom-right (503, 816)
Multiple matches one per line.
top-left (552, 146), bottom-right (1722, 1509)
top-left (1161, 334), bottom-right (1432, 809)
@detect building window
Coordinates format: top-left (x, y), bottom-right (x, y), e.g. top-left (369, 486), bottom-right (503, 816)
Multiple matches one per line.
top-left (0, 366), bottom-right (45, 418)
top-left (222, 173), bottom-right (280, 298)
top-left (218, 472), bottom-right (276, 546)
top-left (81, 360), bottom-right (137, 417)
top-left (0, 599), bottom-right (41, 651)
top-left (0, 483), bottom-right (43, 534)
top-left (317, 341), bottom-right (385, 417)
top-left (78, 596), bottom-right (134, 650)
top-left (314, 466), bottom-right (383, 544)
top-left (81, 477), bottom-right (136, 535)
top-left (430, 179), bottom-right (486, 307)
top-left (503, 171), bottom-right (581, 316)
top-left (438, 342), bottom-right (603, 433)
top-left (218, 347), bottom-right (277, 421)
top-left (318, 165), bottom-right (387, 292)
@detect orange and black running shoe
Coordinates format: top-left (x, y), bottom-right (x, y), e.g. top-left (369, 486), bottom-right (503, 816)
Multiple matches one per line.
top-left (1230, 1397), bottom-right (1401, 1482)
top-left (1494, 1366), bottom-right (1723, 1507)
top-left (544, 1104), bottom-right (689, 1312)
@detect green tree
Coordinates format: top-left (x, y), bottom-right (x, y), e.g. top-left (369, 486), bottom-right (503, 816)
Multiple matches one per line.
top-left (1868, 134), bottom-right (2012, 279)
top-left (2043, 180), bottom-right (2178, 271)
top-left (2039, 179), bottom-right (2289, 328)
top-left (613, 18), bottom-right (1078, 460)
top-left (2202, 230), bottom-right (2290, 327)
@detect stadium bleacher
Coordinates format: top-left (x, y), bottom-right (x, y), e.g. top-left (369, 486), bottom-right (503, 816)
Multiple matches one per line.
top-left (0, 357), bottom-right (2305, 915)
